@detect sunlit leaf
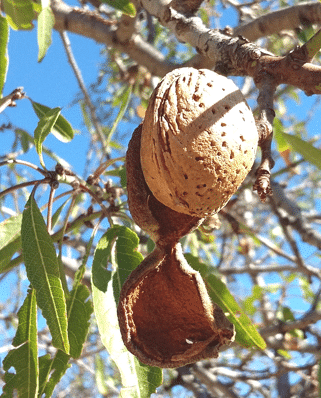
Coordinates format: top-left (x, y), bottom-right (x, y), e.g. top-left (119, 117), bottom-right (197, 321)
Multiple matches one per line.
top-left (92, 226), bottom-right (162, 397)
top-left (37, 6), bottom-right (54, 62)
top-left (21, 196), bottom-right (70, 354)
top-left (274, 118), bottom-right (290, 153)
top-left (34, 106), bottom-right (61, 167)
top-left (185, 254), bottom-right (267, 350)
top-left (31, 100), bottom-right (74, 142)
top-left (282, 132), bottom-right (321, 170)
top-left (106, 84), bottom-right (132, 149)
top-left (277, 349), bottom-right (292, 359)
top-left (0, 213), bottom-right (22, 272)
top-left (2, 0), bottom-right (34, 30)
top-left (0, 16), bottom-right (9, 96)
top-left (2, 288), bottom-right (38, 397)
top-left (95, 354), bottom-right (111, 395)
top-left (99, 0), bottom-right (136, 17)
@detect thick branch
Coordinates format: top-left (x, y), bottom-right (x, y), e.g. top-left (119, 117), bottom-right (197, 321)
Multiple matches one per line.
top-left (235, 1), bottom-right (321, 42)
top-left (51, 0), bottom-right (172, 76)
top-left (261, 310), bottom-right (321, 337)
top-left (139, 0), bottom-right (321, 93)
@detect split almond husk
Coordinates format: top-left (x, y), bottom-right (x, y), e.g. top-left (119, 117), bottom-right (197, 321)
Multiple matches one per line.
top-left (141, 67), bottom-right (258, 217)
top-left (117, 243), bottom-right (235, 368)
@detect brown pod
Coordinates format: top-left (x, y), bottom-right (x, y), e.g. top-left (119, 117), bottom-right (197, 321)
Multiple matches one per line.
top-left (117, 243), bottom-right (235, 368)
top-left (141, 67), bottom-right (258, 217)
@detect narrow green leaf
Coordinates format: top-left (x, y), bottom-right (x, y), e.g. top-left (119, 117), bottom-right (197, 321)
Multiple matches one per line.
top-left (2, 288), bottom-right (39, 397)
top-left (99, 0), bottom-right (136, 16)
top-left (106, 85), bottom-right (132, 147)
top-left (0, 16), bottom-right (9, 96)
top-left (34, 106), bottom-right (61, 167)
top-left (39, 350), bottom-right (71, 397)
top-left (282, 132), bottom-right (321, 170)
top-left (185, 254), bottom-right (267, 350)
top-left (95, 354), bottom-right (109, 395)
top-left (38, 354), bottom-right (52, 394)
top-left (2, 0), bottom-right (34, 30)
top-left (37, 6), bottom-right (54, 62)
top-left (0, 214), bottom-right (22, 272)
top-left (273, 118), bottom-right (290, 153)
top-left (67, 284), bottom-right (93, 358)
top-left (21, 196), bottom-right (70, 354)
top-left (92, 228), bottom-right (117, 293)
top-left (31, 100), bottom-right (74, 142)
top-left (92, 226), bottom-right (162, 397)
top-left (51, 198), bottom-right (71, 229)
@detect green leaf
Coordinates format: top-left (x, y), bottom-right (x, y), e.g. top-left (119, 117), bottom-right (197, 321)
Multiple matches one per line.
top-left (2, 289), bottom-right (39, 397)
top-left (0, 16), bottom-right (9, 96)
top-left (277, 349), bottom-right (292, 359)
top-left (106, 84), bottom-right (132, 147)
top-left (99, 0), bottom-right (136, 16)
top-left (2, 0), bottom-right (34, 30)
top-left (92, 226), bottom-right (162, 397)
top-left (38, 350), bottom-right (71, 397)
top-left (277, 306), bottom-right (295, 322)
top-left (67, 284), bottom-right (93, 358)
top-left (91, 229), bottom-right (116, 293)
top-left (95, 354), bottom-right (110, 395)
top-left (34, 106), bottom-right (61, 168)
top-left (31, 100), bottom-right (74, 142)
top-left (0, 214), bottom-right (22, 272)
top-left (21, 196), bottom-right (70, 354)
top-left (51, 198), bottom-right (71, 229)
top-left (273, 118), bottom-right (290, 153)
top-left (37, 6), bottom-right (54, 62)
top-left (185, 254), bottom-right (267, 350)
top-left (282, 132), bottom-right (321, 170)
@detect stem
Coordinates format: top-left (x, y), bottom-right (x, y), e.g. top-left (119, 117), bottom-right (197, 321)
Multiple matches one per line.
top-left (59, 31), bottom-right (108, 155)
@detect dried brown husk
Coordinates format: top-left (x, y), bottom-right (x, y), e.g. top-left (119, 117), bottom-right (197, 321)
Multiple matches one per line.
top-left (118, 124), bottom-right (235, 368)
top-left (118, 243), bottom-right (235, 368)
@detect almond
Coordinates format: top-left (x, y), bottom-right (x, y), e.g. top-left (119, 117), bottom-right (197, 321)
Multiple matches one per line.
top-left (141, 67), bottom-right (258, 217)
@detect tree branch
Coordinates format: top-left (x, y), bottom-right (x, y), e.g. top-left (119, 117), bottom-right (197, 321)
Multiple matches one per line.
top-left (235, 1), bottom-right (321, 41)
top-left (51, 0), bottom-right (172, 76)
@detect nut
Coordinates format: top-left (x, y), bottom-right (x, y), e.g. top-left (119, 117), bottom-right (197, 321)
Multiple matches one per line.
top-left (126, 124), bottom-right (203, 245)
top-left (118, 243), bottom-right (235, 368)
top-left (141, 68), bottom-right (258, 217)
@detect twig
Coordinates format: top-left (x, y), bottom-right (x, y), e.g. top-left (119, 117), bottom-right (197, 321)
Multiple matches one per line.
top-left (59, 31), bottom-right (108, 156)
top-left (253, 75), bottom-right (276, 201)
top-left (0, 159), bottom-right (48, 176)
top-left (0, 179), bottom-right (49, 200)
top-left (0, 87), bottom-right (26, 113)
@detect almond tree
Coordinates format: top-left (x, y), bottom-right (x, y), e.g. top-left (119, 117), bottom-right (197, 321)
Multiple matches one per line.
top-left (0, 0), bottom-right (321, 397)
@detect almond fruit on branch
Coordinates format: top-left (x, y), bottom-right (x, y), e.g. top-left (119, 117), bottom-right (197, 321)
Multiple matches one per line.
top-left (118, 67), bottom-right (262, 368)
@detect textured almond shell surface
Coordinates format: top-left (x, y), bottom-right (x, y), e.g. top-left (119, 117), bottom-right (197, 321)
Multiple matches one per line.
top-left (141, 68), bottom-right (258, 217)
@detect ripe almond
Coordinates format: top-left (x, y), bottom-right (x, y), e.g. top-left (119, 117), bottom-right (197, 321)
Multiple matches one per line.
top-left (141, 68), bottom-right (258, 217)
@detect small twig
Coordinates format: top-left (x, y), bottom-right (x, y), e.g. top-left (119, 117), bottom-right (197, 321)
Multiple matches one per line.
top-left (59, 31), bottom-right (108, 156)
top-left (253, 75), bottom-right (276, 202)
top-left (30, 179), bottom-right (51, 199)
top-left (0, 87), bottom-right (26, 113)
top-left (47, 180), bottom-right (59, 234)
top-left (0, 179), bottom-right (50, 200)
top-left (90, 156), bottom-right (125, 182)
top-left (0, 159), bottom-right (47, 176)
